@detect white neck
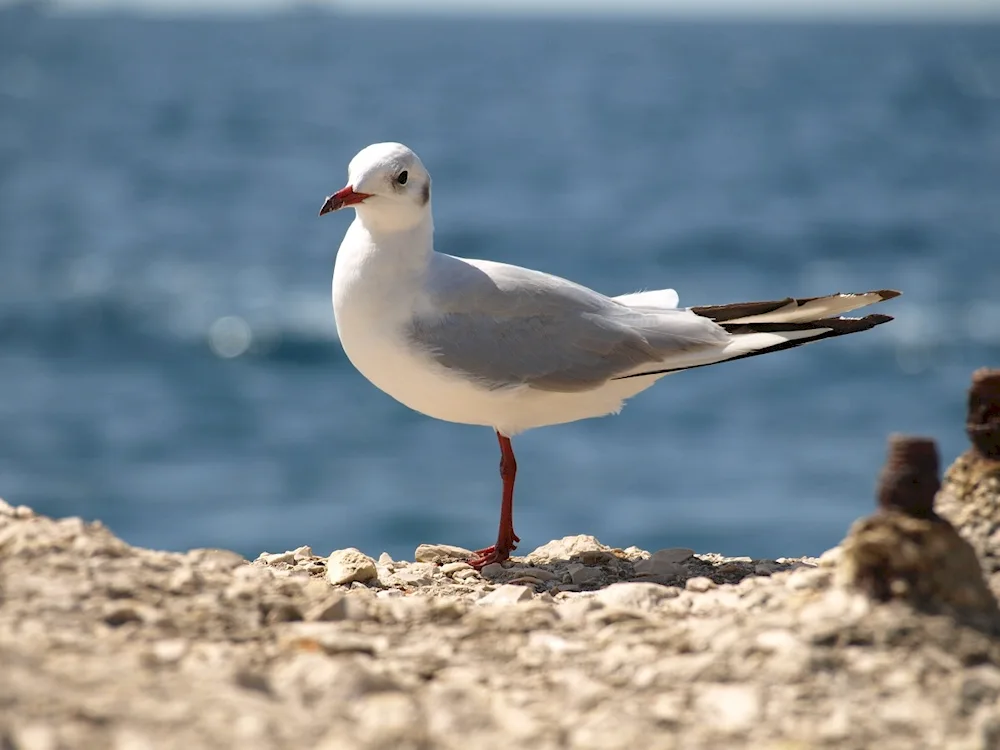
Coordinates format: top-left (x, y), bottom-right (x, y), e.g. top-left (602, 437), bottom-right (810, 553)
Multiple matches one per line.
top-left (332, 206), bottom-right (435, 335)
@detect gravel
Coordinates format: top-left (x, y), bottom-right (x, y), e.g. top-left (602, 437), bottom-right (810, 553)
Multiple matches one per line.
top-left (2, 494), bottom-right (1000, 750)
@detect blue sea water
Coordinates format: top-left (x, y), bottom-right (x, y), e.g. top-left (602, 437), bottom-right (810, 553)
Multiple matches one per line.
top-left (1, 8), bottom-right (998, 562)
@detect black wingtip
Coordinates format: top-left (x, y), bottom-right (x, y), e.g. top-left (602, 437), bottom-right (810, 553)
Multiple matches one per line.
top-left (874, 289), bottom-right (902, 302)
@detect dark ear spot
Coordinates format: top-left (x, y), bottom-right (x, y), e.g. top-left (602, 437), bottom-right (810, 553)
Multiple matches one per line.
top-left (419, 181), bottom-right (430, 206)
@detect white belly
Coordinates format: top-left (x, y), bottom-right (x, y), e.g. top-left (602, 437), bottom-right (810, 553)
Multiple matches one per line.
top-left (335, 306), bottom-right (660, 435)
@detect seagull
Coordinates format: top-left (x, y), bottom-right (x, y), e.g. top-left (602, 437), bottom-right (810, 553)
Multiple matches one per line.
top-left (319, 142), bottom-right (900, 569)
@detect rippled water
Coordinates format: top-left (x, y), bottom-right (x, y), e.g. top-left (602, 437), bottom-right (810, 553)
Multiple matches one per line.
top-left (1, 8), bottom-right (998, 560)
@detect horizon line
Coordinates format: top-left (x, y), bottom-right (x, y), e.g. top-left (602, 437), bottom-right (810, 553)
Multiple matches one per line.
top-left (5, 0), bottom-right (1000, 22)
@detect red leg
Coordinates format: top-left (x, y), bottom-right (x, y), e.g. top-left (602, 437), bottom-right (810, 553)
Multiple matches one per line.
top-left (468, 432), bottom-right (520, 569)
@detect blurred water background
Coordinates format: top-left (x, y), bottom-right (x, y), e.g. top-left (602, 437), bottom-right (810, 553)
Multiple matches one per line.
top-left (1, 3), bottom-right (998, 561)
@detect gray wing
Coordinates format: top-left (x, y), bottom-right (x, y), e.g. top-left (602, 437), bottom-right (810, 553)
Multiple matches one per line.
top-left (407, 255), bottom-right (730, 392)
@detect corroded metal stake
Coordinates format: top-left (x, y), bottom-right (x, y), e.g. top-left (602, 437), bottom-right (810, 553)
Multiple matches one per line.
top-left (967, 368), bottom-right (1000, 460)
top-left (876, 434), bottom-right (941, 520)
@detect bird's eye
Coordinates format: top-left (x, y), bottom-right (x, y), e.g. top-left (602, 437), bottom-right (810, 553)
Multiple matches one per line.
top-left (396, 171), bottom-right (408, 185)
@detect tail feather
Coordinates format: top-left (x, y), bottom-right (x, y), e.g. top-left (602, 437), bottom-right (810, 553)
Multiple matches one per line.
top-left (690, 289), bottom-right (900, 325)
top-left (613, 290), bottom-right (899, 381)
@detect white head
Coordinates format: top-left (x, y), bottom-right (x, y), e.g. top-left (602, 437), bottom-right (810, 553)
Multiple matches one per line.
top-left (319, 142), bottom-right (432, 232)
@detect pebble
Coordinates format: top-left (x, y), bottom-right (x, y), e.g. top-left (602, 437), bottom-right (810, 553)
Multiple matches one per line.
top-left (595, 581), bottom-right (677, 611)
top-left (568, 565), bottom-right (604, 587)
top-left (478, 584), bottom-right (534, 605)
top-left (325, 548), bottom-right (379, 586)
top-left (685, 577), bottom-right (716, 592)
top-left (650, 547), bottom-right (695, 564)
top-left (507, 565), bottom-right (558, 581)
top-left (479, 563), bottom-right (506, 578)
top-left (441, 561), bottom-right (475, 576)
top-left (259, 550), bottom-right (297, 566)
top-left (414, 543), bottom-right (474, 563)
top-left (695, 684), bottom-right (761, 733)
top-left (11, 724), bottom-right (58, 750)
top-left (390, 562), bottom-right (437, 587)
top-left (149, 639), bottom-right (189, 665)
top-left (633, 549), bottom-right (688, 578)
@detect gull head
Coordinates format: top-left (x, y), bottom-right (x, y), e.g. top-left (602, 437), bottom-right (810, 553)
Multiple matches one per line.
top-left (319, 142), bottom-right (431, 231)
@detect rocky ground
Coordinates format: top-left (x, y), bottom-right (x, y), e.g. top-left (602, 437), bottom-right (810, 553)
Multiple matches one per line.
top-left (3, 490), bottom-right (1000, 750)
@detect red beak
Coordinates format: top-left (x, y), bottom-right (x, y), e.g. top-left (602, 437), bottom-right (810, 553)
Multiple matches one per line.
top-left (319, 185), bottom-right (372, 216)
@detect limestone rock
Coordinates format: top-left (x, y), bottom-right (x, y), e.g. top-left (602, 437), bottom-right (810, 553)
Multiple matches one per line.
top-left (325, 548), bottom-right (378, 586)
top-left (525, 534), bottom-right (613, 564)
top-left (414, 543), bottom-right (474, 563)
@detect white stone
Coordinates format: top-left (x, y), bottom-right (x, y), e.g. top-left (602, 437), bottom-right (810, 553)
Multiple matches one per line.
top-left (391, 562), bottom-right (437, 587)
top-left (753, 629), bottom-right (800, 654)
top-left (695, 684), bottom-right (761, 733)
top-left (325, 548), bottom-right (378, 586)
top-left (595, 581), bottom-right (675, 611)
top-left (686, 576), bottom-right (716, 592)
top-left (441, 561), bottom-right (474, 576)
top-left (150, 639), bottom-right (188, 665)
top-left (525, 534), bottom-right (610, 564)
top-left (260, 550), bottom-right (297, 566)
top-left (414, 543), bottom-right (474, 563)
top-left (478, 584), bottom-right (533, 605)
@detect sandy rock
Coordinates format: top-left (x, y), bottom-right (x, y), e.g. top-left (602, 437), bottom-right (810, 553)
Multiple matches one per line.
top-left (325, 548), bottom-right (378, 586)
